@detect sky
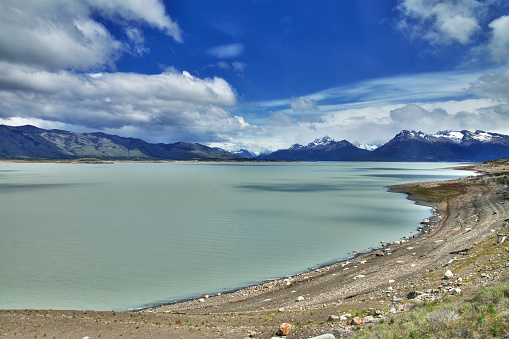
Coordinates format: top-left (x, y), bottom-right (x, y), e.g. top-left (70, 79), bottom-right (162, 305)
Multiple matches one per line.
top-left (0, 0), bottom-right (508, 153)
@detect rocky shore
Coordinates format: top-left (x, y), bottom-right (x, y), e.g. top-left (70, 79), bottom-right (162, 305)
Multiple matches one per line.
top-left (1, 160), bottom-right (508, 338)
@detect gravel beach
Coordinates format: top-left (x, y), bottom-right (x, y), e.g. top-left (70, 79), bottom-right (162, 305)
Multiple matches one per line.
top-left (2, 161), bottom-right (508, 338)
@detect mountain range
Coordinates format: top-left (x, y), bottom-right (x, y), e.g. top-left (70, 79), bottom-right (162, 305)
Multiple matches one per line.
top-left (257, 130), bottom-right (509, 162)
top-left (0, 125), bottom-right (240, 160)
top-left (1, 125), bottom-right (509, 162)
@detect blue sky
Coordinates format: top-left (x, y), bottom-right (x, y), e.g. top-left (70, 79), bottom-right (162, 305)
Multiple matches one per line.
top-left (0, 0), bottom-right (508, 153)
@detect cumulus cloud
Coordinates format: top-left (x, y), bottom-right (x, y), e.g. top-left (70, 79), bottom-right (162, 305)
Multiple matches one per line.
top-left (0, 64), bottom-right (250, 142)
top-left (0, 0), bottom-right (181, 71)
top-left (488, 15), bottom-right (509, 62)
top-left (0, 0), bottom-right (255, 143)
top-left (290, 97), bottom-right (319, 112)
top-left (397, 0), bottom-right (495, 45)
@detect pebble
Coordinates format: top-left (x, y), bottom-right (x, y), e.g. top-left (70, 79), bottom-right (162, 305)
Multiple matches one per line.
top-left (444, 270), bottom-right (454, 279)
top-left (296, 296), bottom-right (305, 302)
top-left (353, 275), bottom-right (365, 280)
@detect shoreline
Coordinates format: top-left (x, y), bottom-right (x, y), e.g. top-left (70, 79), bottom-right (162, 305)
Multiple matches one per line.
top-left (2, 161), bottom-right (509, 338)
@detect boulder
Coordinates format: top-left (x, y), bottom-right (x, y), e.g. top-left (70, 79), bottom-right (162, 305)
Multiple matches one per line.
top-left (444, 270), bottom-right (454, 279)
top-left (276, 323), bottom-right (292, 336)
top-left (353, 317), bottom-right (362, 325)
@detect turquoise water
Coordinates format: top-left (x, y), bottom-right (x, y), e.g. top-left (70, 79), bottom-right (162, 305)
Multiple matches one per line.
top-left (0, 162), bottom-right (471, 311)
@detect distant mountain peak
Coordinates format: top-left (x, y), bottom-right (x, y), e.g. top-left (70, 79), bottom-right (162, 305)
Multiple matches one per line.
top-left (309, 135), bottom-right (334, 146)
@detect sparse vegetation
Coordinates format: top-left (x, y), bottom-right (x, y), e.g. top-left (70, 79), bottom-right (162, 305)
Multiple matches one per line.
top-left (355, 277), bottom-right (509, 338)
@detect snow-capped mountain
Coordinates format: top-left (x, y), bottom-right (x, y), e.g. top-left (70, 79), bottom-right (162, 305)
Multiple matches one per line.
top-left (258, 130), bottom-right (509, 162)
top-left (257, 136), bottom-right (370, 161)
top-left (232, 149), bottom-right (256, 158)
top-left (364, 130), bottom-right (509, 162)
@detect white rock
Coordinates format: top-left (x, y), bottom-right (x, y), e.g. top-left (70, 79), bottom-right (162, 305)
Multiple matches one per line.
top-left (452, 288), bottom-right (461, 295)
top-left (306, 335), bottom-right (335, 339)
top-left (363, 315), bottom-right (375, 323)
top-left (296, 296), bottom-right (305, 302)
top-left (444, 270), bottom-right (454, 279)
top-left (353, 275), bottom-right (365, 280)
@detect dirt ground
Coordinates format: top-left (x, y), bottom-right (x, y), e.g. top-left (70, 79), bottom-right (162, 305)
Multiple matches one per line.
top-left (1, 162), bottom-right (508, 339)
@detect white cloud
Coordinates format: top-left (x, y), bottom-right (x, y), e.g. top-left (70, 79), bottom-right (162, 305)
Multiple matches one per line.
top-left (0, 63), bottom-right (250, 143)
top-left (85, 0), bottom-right (183, 42)
top-left (208, 43), bottom-right (245, 59)
top-left (0, 0), bottom-right (181, 71)
top-left (397, 0), bottom-right (495, 45)
top-left (488, 15), bottom-right (509, 62)
top-left (471, 70), bottom-right (509, 101)
top-left (290, 97), bottom-right (319, 112)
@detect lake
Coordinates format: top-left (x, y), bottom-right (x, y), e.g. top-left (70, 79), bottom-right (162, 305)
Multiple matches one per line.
top-left (0, 162), bottom-right (472, 311)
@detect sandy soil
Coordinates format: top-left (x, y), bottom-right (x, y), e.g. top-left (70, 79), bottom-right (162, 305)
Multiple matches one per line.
top-left (1, 163), bottom-right (508, 338)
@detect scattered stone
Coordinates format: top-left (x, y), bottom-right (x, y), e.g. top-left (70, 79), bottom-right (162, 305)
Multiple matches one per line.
top-left (339, 315), bottom-right (348, 321)
top-left (276, 323), bottom-right (292, 336)
top-left (307, 335), bottom-right (335, 339)
top-left (363, 315), bottom-right (375, 323)
top-left (278, 308), bottom-right (285, 312)
top-left (353, 317), bottom-right (362, 325)
top-left (392, 298), bottom-right (404, 302)
top-left (328, 315), bottom-right (340, 321)
top-left (353, 274), bottom-right (365, 280)
top-left (248, 330), bottom-right (257, 337)
top-left (203, 294), bottom-right (209, 299)
top-left (452, 288), bottom-right (461, 295)
top-left (198, 298), bottom-right (205, 303)
top-left (296, 296), bottom-right (305, 302)
top-left (444, 270), bottom-right (454, 279)
top-left (389, 279), bottom-right (395, 283)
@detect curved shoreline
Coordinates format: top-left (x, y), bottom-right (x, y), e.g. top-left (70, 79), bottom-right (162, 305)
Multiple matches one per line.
top-left (145, 165), bottom-right (496, 313)
top-left (2, 161), bottom-right (509, 338)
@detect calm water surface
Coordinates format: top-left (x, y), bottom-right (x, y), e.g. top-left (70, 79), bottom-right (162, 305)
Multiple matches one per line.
top-left (0, 162), bottom-right (472, 311)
